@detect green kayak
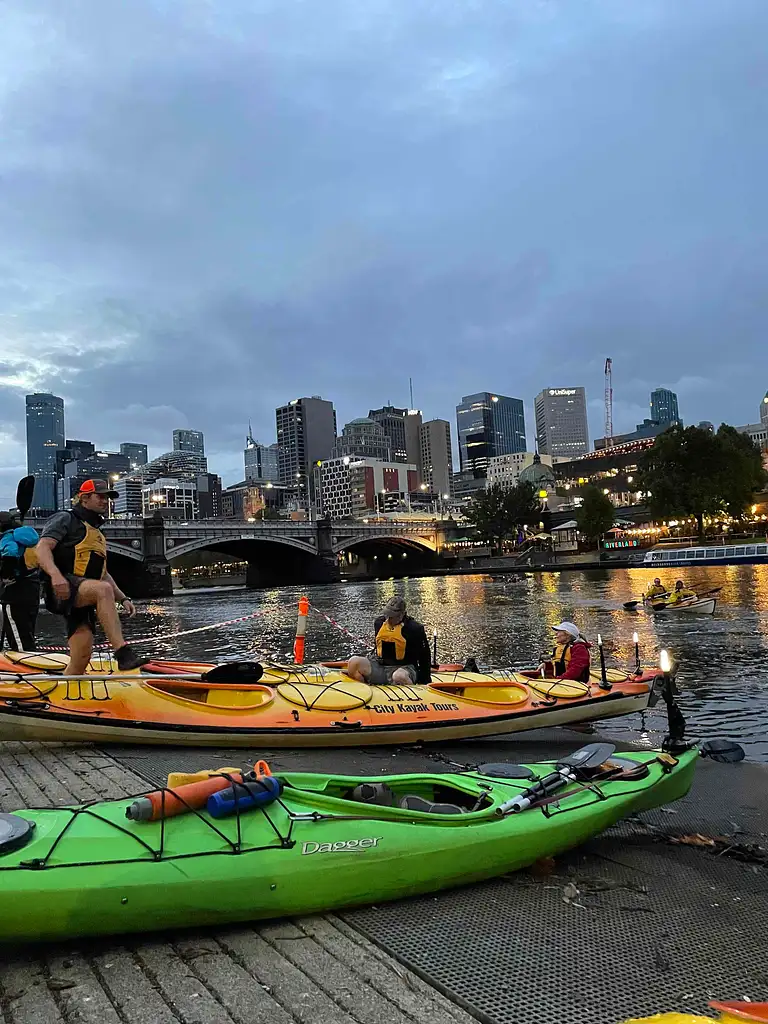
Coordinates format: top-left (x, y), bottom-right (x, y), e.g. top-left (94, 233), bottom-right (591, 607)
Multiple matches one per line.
top-left (0, 745), bottom-right (699, 943)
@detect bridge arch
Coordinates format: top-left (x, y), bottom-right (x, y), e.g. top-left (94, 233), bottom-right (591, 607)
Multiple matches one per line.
top-left (332, 533), bottom-right (438, 555)
top-left (105, 542), bottom-right (144, 563)
top-left (166, 534), bottom-right (318, 560)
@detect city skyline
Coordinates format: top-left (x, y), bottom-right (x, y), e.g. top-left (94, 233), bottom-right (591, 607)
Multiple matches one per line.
top-left (7, 378), bottom-right (768, 509)
top-left (1, 2), bottom-right (767, 508)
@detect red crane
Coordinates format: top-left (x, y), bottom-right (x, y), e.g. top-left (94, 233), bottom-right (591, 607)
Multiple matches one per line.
top-left (604, 357), bottom-right (613, 446)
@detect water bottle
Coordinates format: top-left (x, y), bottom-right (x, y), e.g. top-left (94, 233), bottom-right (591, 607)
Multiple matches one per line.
top-left (206, 775), bottom-right (283, 819)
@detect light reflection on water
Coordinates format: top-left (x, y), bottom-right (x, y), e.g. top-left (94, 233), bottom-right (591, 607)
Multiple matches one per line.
top-left (34, 565), bottom-right (768, 761)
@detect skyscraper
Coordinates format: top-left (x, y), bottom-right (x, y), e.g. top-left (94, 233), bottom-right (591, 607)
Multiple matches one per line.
top-left (456, 393), bottom-right (526, 476)
top-left (650, 388), bottom-right (680, 426)
top-left (244, 427), bottom-right (280, 484)
top-left (275, 396), bottom-right (337, 506)
top-left (420, 419), bottom-right (453, 497)
top-left (120, 443), bottom-right (148, 469)
top-left (26, 393), bottom-right (65, 512)
top-left (333, 418), bottom-right (392, 461)
top-left (173, 429), bottom-right (205, 455)
top-left (367, 405), bottom-right (423, 470)
top-left (534, 388), bottom-right (589, 459)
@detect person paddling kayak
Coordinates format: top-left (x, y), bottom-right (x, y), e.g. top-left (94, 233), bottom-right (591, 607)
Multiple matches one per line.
top-left (35, 479), bottom-right (151, 674)
top-left (533, 621), bottom-right (591, 682)
top-left (666, 580), bottom-right (696, 605)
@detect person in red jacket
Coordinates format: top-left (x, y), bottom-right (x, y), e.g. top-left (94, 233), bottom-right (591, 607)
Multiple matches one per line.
top-left (540, 621), bottom-right (591, 682)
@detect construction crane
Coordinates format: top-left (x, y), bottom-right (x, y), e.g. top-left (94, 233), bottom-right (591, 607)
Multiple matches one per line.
top-left (604, 357), bottom-right (613, 446)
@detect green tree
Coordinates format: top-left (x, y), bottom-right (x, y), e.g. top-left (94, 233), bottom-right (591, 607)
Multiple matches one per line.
top-left (576, 486), bottom-right (616, 545)
top-left (466, 481), bottom-right (541, 552)
top-left (638, 424), bottom-right (767, 542)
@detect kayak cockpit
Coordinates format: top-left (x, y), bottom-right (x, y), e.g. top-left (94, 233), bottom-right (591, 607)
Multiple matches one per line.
top-left (282, 774), bottom-right (496, 817)
top-left (142, 680), bottom-right (275, 710)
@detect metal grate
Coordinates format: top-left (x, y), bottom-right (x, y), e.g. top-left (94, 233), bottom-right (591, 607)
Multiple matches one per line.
top-left (103, 733), bottom-right (768, 1024)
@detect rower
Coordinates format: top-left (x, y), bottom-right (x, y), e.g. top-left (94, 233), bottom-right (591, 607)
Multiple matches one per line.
top-left (644, 578), bottom-right (667, 600)
top-left (666, 580), bottom-right (696, 605)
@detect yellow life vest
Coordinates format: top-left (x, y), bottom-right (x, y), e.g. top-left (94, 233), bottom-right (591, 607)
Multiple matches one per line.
top-left (645, 584), bottom-right (666, 598)
top-left (376, 619), bottom-right (407, 663)
top-left (23, 547), bottom-right (38, 571)
top-left (668, 588), bottom-right (695, 605)
top-left (73, 522), bottom-right (107, 579)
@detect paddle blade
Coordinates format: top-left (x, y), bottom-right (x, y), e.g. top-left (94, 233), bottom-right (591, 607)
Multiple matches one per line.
top-left (203, 661), bottom-right (264, 684)
top-left (623, 601), bottom-right (639, 610)
top-left (478, 763), bottom-right (536, 780)
top-left (557, 742), bottom-right (616, 772)
top-left (700, 738), bottom-right (745, 763)
top-left (14, 476), bottom-right (35, 520)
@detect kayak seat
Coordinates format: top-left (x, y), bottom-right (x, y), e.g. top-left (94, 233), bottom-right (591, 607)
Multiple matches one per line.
top-left (397, 794), bottom-right (467, 815)
top-left (349, 782), bottom-right (396, 806)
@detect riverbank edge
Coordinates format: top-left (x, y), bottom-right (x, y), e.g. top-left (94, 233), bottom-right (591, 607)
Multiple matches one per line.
top-left (0, 739), bottom-right (478, 1024)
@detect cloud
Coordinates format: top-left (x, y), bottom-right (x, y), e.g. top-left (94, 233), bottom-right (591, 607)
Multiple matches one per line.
top-left (1, 0), bottom-right (767, 505)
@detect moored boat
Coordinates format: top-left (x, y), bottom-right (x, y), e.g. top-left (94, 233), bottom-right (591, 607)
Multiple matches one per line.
top-left (0, 743), bottom-right (698, 943)
top-left (0, 651), bottom-right (660, 748)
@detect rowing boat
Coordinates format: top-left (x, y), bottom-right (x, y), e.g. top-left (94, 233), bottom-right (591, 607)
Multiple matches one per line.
top-left (647, 597), bottom-right (717, 615)
top-left (0, 651), bottom-right (660, 748)
top-left (0, 743), bottom-right (697, 942)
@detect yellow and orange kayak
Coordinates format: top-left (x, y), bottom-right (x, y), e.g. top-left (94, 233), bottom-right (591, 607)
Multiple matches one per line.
top-left (0, 651), bottom-right (659, 748)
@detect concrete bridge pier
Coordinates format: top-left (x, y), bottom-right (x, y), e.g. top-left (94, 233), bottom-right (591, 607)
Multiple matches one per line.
top-left (109, 516), bottom-right (174, 599)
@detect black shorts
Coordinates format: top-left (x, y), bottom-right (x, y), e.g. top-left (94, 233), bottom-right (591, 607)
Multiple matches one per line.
top-left (367, 659), bottom-right (418, 685)
top-left (43, 575), bottom-right (97, 638)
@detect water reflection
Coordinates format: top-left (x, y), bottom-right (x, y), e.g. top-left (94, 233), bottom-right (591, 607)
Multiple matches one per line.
top-left (32, 565), bottom-right (768, 761)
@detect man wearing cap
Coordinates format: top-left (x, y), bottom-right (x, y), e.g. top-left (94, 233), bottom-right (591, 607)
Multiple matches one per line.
top-left (35, 479), bottom-right (148, 674)
top-left (347, 597), bottom-right (432, 686)
top-left (536, 621), bottom-right (591, 682)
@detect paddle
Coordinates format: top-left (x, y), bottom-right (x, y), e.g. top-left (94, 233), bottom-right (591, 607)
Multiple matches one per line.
top-left (202, 661), bottom-right (264, 684)
top-left (14, 476), bottom-right (35, 522)
top-left (699, 738), bottom-right (745, 763)
top-left (496, 742), bottom-right (616, 815)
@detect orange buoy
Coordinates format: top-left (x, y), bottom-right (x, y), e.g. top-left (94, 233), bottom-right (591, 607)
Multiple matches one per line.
top-left (293, 595), bottom-right (310, 664)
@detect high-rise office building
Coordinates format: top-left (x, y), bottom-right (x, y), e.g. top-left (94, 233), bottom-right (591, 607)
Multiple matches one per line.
top-left (57, 450), bottom-right (131, 509)
top-left (333, 418), bottom-right (392, 462)
top-left (456, 393), bottom-right (526, 476)
top-left (196, 473), bottom-right (223, 518)
top-left (244, 427), bottom-right (280, 484)
top-left (134, 449), bottom-right (208, 484)
top-left (420, 419), bottom-right (453, 497)
top-left (120, 443), bottom-right (148, 469)
top-left (26, 393), bottom-right (65, 513)
top-left (55, 440), bottom-right (96, 488)
top-left (761, 391), bottom-right (768, 427)
top-left (368, 406), bottom-right (423, 475)
top-left (534, 387), bottom-right (589, 459)
top-left (275, 396), bottom-right (337, 506)
top-left (172, 429), bottom-right (205, 455)
top-left (650, 388), bottom-right (680, 426)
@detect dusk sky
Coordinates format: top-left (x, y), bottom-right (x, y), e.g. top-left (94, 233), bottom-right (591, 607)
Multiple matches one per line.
top-left (1, 0), bottom-right (767, 506)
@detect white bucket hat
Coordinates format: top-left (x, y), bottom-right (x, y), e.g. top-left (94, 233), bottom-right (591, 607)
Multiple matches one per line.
top-left (552, 621), bottom-right (580, 639)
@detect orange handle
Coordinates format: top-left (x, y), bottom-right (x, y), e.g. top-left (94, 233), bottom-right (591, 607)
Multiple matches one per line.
top-left (253, 760), bottom-right (271, 778)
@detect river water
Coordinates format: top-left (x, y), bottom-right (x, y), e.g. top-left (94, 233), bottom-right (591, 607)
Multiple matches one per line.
top-left (33, 565), bottom-right (768, 761)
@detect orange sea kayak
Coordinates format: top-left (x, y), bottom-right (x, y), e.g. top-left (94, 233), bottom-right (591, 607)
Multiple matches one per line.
top-left (0, 651), bottom-right (660, 748)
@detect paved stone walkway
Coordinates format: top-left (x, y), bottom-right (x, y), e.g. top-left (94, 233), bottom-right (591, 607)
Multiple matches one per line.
top-left (0, 741), bottom-right (478, 1024)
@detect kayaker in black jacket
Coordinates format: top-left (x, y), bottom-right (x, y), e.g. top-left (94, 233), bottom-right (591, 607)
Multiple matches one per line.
top-left (347, 596), bottom-right (432, 685)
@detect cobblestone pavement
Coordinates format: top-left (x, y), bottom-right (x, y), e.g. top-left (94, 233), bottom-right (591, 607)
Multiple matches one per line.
top-left (0, 741), bottom-right (478, 1024)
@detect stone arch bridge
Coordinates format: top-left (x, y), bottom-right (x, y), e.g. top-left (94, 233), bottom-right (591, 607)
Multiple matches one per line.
top-left (28, 518), bottom-right (454, 596)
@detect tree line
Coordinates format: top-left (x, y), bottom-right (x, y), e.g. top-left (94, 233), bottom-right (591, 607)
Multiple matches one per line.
top-left (464, 425), bottom-right (767, 550)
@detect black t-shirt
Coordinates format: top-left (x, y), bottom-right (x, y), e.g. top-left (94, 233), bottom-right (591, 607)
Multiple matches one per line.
top-left (40, 507), bottom-right (106, 580)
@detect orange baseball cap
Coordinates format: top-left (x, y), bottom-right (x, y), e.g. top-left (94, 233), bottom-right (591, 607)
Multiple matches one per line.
top-left (79, 478), bottom-right (119, 499)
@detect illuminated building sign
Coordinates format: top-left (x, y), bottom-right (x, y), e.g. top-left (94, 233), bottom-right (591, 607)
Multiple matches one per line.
top-left (549, 389), bottom-right (577, 396)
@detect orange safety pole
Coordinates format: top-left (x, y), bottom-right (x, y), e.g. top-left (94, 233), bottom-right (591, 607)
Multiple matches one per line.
top-left (293, 595), bottom-right (310, 664)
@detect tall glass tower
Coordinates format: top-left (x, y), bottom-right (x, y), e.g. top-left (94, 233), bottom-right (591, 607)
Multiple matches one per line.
top-left (456, 393), bottom-right (526, 476)
top-left (26, 393), bottom-right (65, 512)
top-left (650, 388), bottom-right (680, 425)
